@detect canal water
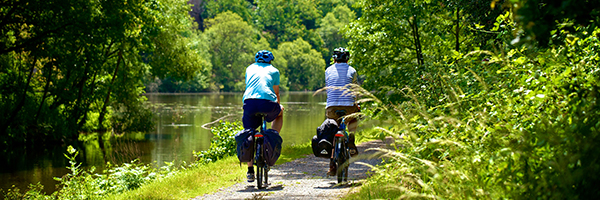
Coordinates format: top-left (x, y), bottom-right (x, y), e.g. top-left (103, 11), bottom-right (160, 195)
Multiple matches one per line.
top-left (0, 92), bottom-right (332, 195)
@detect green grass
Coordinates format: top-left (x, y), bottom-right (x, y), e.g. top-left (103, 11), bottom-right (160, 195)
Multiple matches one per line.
top-left (275, 142), bottom-right (312, 164)
top-left (342, 179), bottom-right (404, 200)
top-left (104, 142), bottom-right (313, 200)
top-left (103, 156), bottom-right (245, 200)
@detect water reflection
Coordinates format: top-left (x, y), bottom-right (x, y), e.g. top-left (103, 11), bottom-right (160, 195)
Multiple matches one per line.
top-left (1, 92), bottom-right (329, 195)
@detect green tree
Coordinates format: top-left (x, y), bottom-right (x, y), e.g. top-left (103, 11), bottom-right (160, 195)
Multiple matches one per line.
top-left (203, 0), bottom-right (254, 24)
top-left (0, 0), bottom-right (207, 149)
top-left (432, 0), bottom-right (508, 51)
top-left (255, 0), bottom-right (323, 50)
top-left (317, 0), bottom-right (357, 18)
top-left (344, 0), bottom-right (437, 100)
top-left (143, 29), bottom-right (213, 93)
top-left (342, 0), bottom-right (508, 104)
top-left (204, 11), bottom-right (264, 92)
top-left (318, 5), bottom-right (356, 61)
top-left (513, 0), bottom-right (600, 46)
top-left (276, 38), bottom-right (325, 91)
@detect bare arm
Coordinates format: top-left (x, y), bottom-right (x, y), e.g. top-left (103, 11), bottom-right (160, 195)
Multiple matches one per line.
top-left (352, 70), bottom-right (358, 85)
top-left (274, 85), bottom-right (283, 117)
top-left (274, 85), bottom-right (280, 104)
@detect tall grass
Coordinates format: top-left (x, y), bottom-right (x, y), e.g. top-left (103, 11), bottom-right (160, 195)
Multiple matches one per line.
top-left (345, 28), bottom-right (600, 199)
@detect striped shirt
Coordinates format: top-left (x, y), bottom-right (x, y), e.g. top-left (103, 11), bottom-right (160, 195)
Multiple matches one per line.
top-left (325, 63), bottom-right (357, 108)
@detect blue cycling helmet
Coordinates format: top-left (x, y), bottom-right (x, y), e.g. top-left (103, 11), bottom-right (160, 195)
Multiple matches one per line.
top-left (255, 50), bottom-right (274, 63)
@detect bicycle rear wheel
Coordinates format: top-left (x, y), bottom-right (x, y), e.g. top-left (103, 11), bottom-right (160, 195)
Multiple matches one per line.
top-left (335, 138), bottom-right (349, 183)
top-left (337, 166), bottom-right (348, 183)
top-left (256, 146), bottom-right (263, 188)
top-left (256, 144), bottom-right (268, 189)
top-left (256, 165), bottom-right (267, 188)
top-left (258, 165), bottom-right (268, 189)
top-left (340, 150), bottom-right (349, 182)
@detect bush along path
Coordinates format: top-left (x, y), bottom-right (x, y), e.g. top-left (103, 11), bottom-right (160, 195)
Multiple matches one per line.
top-left (195, 138), bottom-right (394, 200)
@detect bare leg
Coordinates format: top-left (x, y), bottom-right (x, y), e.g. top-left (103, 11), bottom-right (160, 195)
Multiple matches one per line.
top-left (347, 118), bottom-right (358, 133)
top-left (346, 118), bottom-right (359, 156)
top-left (270, 105), bottom-right (284, 133)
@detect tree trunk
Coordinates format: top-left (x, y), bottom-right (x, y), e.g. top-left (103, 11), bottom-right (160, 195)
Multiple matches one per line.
top-left (1, 56), bottom-right (38, 135)
top-left (82, 41), bottom-right (116, 131)
top-left (77, 70), bottom-right (98, 130)
top-left (97, 49), bottom-right (123, 149)
top-left (69, 57), bottom-right (91, 141)
top-left (410, 17), bottom-right (424, 65)
top-left (35, 62), bottom-right (54, 121)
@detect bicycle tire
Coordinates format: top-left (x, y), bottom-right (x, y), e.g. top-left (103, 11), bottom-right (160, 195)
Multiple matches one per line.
top-left (335, 138), bottom-right (348, 183)
top-left (337, 165), bottom-right (348, 183)
top-left (257, 165), bottom-right (268, 189)
top-left (260, 165), bottom-right (268, 189)
top-left (341, 143), bottom-right (349, 182)
top-left (254, 114), bottom-right (269, 189)
top-left (256, 144), bottom-right (266, 189)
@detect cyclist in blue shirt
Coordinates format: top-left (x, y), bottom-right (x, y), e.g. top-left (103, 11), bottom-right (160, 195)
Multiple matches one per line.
top-left (325, 47), bottom-right (360, 176)
top-left (243, 50), bottom-right (284, 182)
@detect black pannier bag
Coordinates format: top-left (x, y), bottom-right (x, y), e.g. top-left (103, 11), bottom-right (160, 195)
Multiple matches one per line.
top-left (312, 119), bottom-right (339, 158)
top-left (262, 129), bottom-right (283, 166)
top-left (235, 129), bottom-right (256, 163)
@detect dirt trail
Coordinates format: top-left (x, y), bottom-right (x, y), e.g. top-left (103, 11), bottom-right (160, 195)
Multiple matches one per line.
top-left (195, 138), bottom-right (394, 200)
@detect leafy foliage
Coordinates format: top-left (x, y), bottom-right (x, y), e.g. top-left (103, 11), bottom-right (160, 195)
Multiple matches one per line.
top-left (346, 16), bottom-right (600, 200)
top-left (344, 0), bottom-right (510, 105)
top-left (194, 121), bottom-right (242, 164)
top-left (333, 0), bottom-right (600, 199)
top-left (203, 0), bottom-right (254, 24)
top-left (513, 0), bottom-right (600, 46)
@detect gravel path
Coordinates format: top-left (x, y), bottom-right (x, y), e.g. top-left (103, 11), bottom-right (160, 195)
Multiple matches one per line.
top-left (195, 138), bottom-right (394, 200)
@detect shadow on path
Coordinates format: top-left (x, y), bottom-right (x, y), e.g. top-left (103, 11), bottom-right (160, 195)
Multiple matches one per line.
top-left (236, 184), bottom-right (285, 193)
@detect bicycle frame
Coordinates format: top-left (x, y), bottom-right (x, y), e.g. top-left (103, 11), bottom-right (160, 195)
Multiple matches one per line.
top-left (335, 119), bottom-right (349, 140)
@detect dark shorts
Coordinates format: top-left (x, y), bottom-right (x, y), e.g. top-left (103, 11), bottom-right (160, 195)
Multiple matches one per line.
top-left (242, 99), bottom-right (282, 130)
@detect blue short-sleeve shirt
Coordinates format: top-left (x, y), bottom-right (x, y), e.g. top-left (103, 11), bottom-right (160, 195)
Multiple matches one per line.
top-left (243, 62), bottom-right (280, 102)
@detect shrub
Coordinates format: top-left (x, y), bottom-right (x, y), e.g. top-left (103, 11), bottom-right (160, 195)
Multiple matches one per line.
top-left (193, 121), bottom-right (242, 164)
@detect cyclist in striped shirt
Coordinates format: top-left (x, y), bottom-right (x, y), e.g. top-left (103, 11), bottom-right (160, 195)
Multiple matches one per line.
top-left (325, 47), bottom-right (360, 176)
